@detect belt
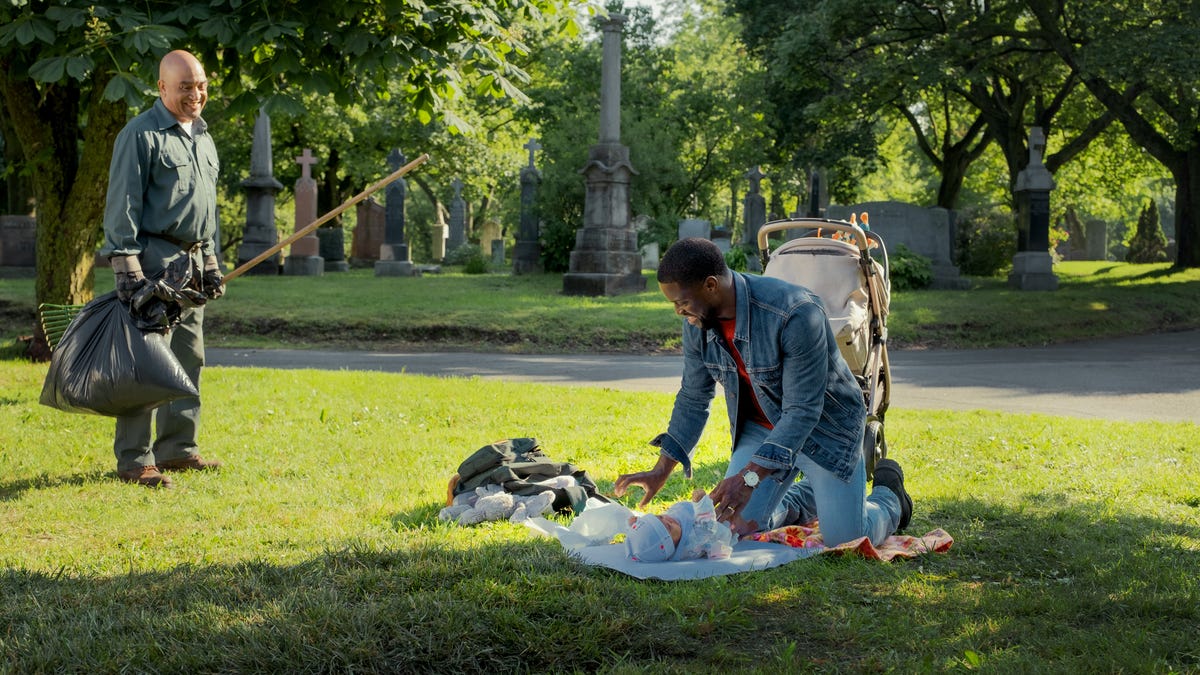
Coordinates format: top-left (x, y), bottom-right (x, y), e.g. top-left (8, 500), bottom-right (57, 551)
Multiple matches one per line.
top-left (145, 231), bottom-right (204, 252)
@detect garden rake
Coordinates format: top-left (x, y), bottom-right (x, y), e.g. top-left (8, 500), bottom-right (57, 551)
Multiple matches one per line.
top-left (36, 153), bottom-right (430, 352)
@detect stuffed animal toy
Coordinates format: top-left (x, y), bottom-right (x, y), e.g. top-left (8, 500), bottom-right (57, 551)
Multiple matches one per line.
top-left (438, 484), bottom-right (555, 525)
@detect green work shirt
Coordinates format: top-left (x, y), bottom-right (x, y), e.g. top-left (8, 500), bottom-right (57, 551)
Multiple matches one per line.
top-left (101, 99), bottom-right (220, 259)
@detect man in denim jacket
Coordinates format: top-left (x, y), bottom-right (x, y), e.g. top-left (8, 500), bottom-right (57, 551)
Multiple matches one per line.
top-left (615, 238), bottom-right (911, 547)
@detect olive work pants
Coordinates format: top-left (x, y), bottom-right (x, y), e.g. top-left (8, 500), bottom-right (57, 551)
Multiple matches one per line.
top-left (113, 303), bottom-right (205, 472)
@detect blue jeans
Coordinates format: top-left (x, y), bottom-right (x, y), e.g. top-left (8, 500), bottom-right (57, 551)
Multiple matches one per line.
top-left (726, 422), bottom-right (899, 547)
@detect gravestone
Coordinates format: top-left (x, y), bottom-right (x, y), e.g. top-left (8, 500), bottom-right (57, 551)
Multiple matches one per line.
top-left (447, 178), bottom-right (467, 253)
top-left (0, 215), bottom-right (36, 271)
top-left (317, 228), bottom-right (349, 271)
top-left (678, 218), bottom-right (710, 240)
top-left (491, 239), bottom-right (504, 268)
top-left (640, 241), bottom-right (659, 270)
top-left (827, 201), bottom-right (969, 289)
top-left (376, 149), bottom-right (416, 277)
top-left (237, 108), bottom-right (282, 275)
top-left (513, 138), bottom-right (543, 274)
top-left (430, 213), bottom-right (449, 263)
top-left (741, 166), bottom-right (767, 272)
top-left (562, 13), bottom-right (645, 296)
top-left (1086, 219), bottom-right (1108, 261)
top-left (351, 197), bottom-right (384, 265)
top-left (1008, 126), bottom-right (1058, 291)
top-left (710, 228), bottom-right (732, 253)
top-left (284, 148), bottom-right (324, 276)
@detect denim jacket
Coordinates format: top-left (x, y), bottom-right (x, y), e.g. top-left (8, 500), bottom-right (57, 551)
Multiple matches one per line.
top-left (652, 272), bottom-right (866, 482)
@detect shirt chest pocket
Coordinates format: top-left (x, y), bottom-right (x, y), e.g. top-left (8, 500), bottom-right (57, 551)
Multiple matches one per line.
top-left (159, 148), bottom-right (195, 194)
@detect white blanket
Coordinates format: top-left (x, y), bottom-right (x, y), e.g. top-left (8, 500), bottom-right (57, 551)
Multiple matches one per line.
top-left (524, 500), bottom-right (817, 581)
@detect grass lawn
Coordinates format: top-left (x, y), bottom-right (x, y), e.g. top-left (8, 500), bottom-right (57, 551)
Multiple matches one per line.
top-left (3, 261), bottom-right (1200, 354)
top-left (1, 260), bottom-right (1198, 671)
top-left (2, 360), bottom-right (1198, 672)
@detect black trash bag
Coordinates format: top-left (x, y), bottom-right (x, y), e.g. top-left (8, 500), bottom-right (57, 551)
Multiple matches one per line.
top-left (129, 254), bottom-right (208, 332)
top-left (39, 291), bottom-right (198, 417)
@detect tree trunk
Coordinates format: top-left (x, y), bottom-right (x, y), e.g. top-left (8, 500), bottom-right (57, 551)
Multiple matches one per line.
top-left (1176, 149), bottom-right (1199, 268)
top-left (1, 63), bottom-right (126, 359)
top-left (0, 105), bottom-right (34, 215)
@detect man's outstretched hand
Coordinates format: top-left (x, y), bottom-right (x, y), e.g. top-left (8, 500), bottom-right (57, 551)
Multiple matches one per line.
top-left (613, 454), bottom-right (678, 509)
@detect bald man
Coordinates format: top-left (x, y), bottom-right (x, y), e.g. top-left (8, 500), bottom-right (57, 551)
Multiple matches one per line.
top-left (100, 49), bottom-right (226, 488)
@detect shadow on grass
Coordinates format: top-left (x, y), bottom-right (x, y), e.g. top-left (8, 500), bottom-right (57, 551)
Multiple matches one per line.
top-left (2, 488), bottom-right (1197, 672)
top-left (0, 469), bottom-right (113, 501)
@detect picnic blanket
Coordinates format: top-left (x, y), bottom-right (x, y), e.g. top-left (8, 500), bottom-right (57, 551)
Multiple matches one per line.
top-left (747, 524), bottom-right (954, 562)
top-left (526, 501), bottom-right (952, 580)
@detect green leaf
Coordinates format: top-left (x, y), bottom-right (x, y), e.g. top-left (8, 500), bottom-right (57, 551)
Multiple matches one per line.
top-left (65, 55), bottom-right (94, 81)
top-left (30, 16), bottom-right (55, 44)
top-left (45, 6), bottom-right (87, 29)
top-left (28, 56), bottom-right (67, 83)
top-left (102, 74), bottom-right (130, 102)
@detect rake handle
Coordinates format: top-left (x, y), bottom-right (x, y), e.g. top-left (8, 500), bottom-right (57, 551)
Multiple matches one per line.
top-left (224, 153), bottom-right (431, 283)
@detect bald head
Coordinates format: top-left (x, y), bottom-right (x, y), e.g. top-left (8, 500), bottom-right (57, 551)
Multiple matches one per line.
top-left (158, 50), bottom-right (208, 123)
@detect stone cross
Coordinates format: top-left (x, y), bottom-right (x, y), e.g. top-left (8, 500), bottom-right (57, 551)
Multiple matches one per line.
top-left (1009, 126), bottom-right (1058, 290)
top-left (745, 166), bottom-right (765, 194)
top-left (296, 148), bottom-right (317, 179)
top-left (375, 148), bottom-right (414, 275)
top-left (741, 165), bottom-right (767, 270)
top-left (524, 138), bottom-right (542, 169)
top-left (383, 148), bottom-right (408, 254)
top-left (514, 146), bottom-right (543, 274)
top-left (1028, 126), bottom-right (1046, 167)
top-left (284, 147), bottom-right (322, 274)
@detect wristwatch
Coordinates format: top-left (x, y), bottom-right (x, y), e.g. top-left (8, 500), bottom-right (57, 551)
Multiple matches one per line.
top-left (742, 469), bottom-right (760, 488)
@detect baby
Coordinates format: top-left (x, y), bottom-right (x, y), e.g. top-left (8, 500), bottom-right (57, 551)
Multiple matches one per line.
top-left (624, 489), bottom-right (738, 562)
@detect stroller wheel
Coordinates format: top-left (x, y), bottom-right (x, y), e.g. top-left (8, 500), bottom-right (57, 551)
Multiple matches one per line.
top-left (863, 419), bottom-right (887, 480)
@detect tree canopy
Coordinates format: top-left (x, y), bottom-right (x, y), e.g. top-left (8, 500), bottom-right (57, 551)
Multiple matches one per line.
top-left (0, 0), bottom-right (575, 357)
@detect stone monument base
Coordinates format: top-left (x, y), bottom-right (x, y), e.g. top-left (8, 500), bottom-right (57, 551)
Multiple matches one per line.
top-left (562, 271), bottom-right (646, 296)
top-left (375, 260), bottom-right (418, 277)
top-left (512, 240), bottom-right (542, 274)
top-left (235, 247), bottom-right (280, 275)
top-left (284, 255), bottom-right (325, 276)
top-left (1007, 251), bottom-right (1058, 291)
top-left (931, 263), bottom-right (971, 290)
top-left (325, 260), bottom-right (351, 272)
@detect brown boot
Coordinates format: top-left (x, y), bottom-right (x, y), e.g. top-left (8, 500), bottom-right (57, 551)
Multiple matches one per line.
top-left (118, 466), bottom-right (174, 488)
top-left (157, 455), bottom-right (222, 472)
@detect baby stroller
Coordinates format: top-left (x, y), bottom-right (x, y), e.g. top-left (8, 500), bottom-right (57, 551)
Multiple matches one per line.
top-left (756, 215), bottom-right (892, 479)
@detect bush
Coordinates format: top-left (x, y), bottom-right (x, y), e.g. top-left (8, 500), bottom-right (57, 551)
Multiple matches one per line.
top-left (1125, 200), bottom-right (1169, 263)
top-left (445, 243), bottom-right (488, 272)
top-left (463, 255), bottom-right (491, 274)
top-left (724, 245), bottom-right (749, 272)
top-left (538, 220), bottom-right (576, 273)
top-left (889, 244), bottom-right (933, 291)
top-left (954, 206), bottom-right (1016, 276)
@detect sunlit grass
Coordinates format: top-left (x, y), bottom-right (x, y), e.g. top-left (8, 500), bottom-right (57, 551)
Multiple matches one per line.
top-left (1, 359), bottom-right (1197, 672)
top-left (4, 261), bottom-right (1200, 355)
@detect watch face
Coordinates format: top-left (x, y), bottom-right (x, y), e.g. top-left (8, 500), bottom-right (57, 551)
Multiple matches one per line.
top-left (743, 470), bottom-right (759, 487)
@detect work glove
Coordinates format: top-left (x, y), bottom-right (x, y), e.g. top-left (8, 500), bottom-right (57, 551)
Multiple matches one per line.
top-left (202, 254), bottom-right (225, 300)
top-left (111, 255), bottom-right (146, 303)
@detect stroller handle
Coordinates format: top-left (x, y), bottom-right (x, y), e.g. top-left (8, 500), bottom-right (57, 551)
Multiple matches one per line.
top-left (756, 218), bottom-right (870, 257)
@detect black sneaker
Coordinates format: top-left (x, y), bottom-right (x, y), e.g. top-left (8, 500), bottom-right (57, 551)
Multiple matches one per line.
top-left (872, 458), bottom-right (912, 532)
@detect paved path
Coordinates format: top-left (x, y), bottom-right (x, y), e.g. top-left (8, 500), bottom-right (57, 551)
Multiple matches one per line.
top-left (208, 330), bottom-right (1200, 424)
